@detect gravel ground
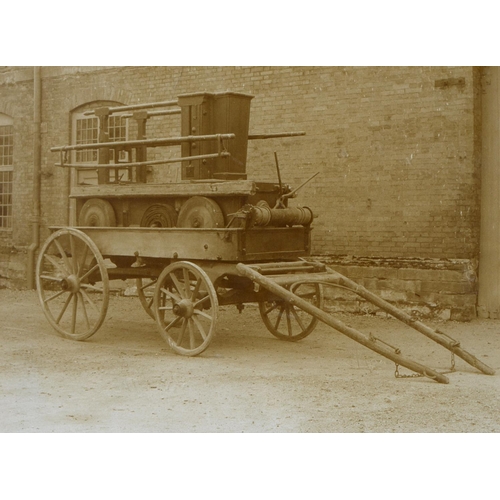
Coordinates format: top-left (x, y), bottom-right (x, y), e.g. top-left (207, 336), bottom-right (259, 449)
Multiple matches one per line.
top-left (1, 288), bottom-right (499, 433)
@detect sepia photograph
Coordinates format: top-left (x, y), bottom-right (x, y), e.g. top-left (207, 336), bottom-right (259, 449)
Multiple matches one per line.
top-left (1, 64), bottom-right (499, 430)
top-left (1, 2), bottom-right (498, 499)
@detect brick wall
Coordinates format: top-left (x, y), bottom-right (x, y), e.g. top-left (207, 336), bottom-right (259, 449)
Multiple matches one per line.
top-left (0, 67), bottom-right (35, 285)
top-left (243, 66), bottom-right (480, 261)
top-left (0, 66), bottom-right (481, 319)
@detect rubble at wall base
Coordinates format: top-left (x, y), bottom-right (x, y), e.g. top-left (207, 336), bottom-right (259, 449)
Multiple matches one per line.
top-left (314, 255), bottom-right (477, 322)
top-left (0, 248), bottom-right (28, 290)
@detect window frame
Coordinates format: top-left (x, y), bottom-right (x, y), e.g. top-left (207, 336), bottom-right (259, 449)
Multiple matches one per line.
top-left (71, 109), bottom-right (130, 186)
top-left (0, 114), bottom-right (14, 231)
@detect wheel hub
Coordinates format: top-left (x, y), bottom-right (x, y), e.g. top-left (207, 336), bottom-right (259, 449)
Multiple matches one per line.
top-left (173, 299), bottom-right (194, 318)
top-left (60, 274), bottom-right (80, 293)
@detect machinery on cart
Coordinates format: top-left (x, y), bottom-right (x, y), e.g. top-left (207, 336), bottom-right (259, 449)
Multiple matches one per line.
top-left (36, 91), bottom-right (494, 383)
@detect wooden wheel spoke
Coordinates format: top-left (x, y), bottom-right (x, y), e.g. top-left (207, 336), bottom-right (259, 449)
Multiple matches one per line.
top-left (176, 319), bottom-right (187, 345)
top-left (79, 263), bottom-right (99, 283)
top-left (188, 318), bottom-right (195, 350)
top-left (78, 292), bottom-right (90, 329)
top-left (154, 262), bottom-right (217, 356)
top-left (136, 278), bottom-right (158, 320)
top-left (43, 289), bottom-right (66, 304)
top-left (80, 283), bottom-right (104, 293)
top-left (80, 287), bottom-right (99, 313)
top-left (191, 277), bottom-right (202, 301)
top-left (43, 254), bottom-right (68, 277)
top-left (170, 273), bottom-right (187, 299)
top-left (182, 268), bottom-right (191, 295)
top-left (260, 283), bottom-right (321, 342)
top-left (263, 301), bottom-right (281, 316)
top-left (78, 243), bottom-right (89, 278)
top-left (274, 305), bottom-right (285, 331)
top-left (193, 294), bottom-right (210, 309)
top-left (191, 315), bottom-right (207, 341)
top-left (164, 315), bottom-right (182, 332)
top-left (161, 287), bottom-right (182, 303)
top-left (158, 305), bottom-right (174, 311)
top-left (286, 306), bottom-right (293, 336)
top-left (291, 306), bottom-right (307, 332)
top-left (55, 293), bottom-right (73, 324)
top-left (37, 229), bottom-right (109, 341)
top-left (53, 238), bottom-right (72, 274)
top-left (70, 234), bottom-right (78, 275)
top-left (140, 279), bottom-right (157, 292)
top-left (71, 293), bottom-right (78, 334)
top-left (193, 309), bottom-right (212, 321)
top-left (40, 274), bottom-right (62, 282)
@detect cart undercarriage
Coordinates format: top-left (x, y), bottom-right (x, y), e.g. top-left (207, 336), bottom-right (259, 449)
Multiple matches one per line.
top-left (36, 226), bottom-right (495, 384)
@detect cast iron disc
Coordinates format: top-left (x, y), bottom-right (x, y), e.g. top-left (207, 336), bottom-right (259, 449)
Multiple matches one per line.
top-left (177, 196), bottom-right (225, 228)
top-left (78, 198), bottom-right (116, 227)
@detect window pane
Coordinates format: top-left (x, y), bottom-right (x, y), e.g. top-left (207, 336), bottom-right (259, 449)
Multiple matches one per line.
top-left (74, 111), bottom-right (128, 186)
top-left (0, 168), bottom-right (13, 229)
top-left (0, 124), bottom-right (14, 169)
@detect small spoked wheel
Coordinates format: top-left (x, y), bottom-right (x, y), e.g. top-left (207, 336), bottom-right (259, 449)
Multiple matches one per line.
top-left (259, 282), bottom-right (323, 341)
top-left (154, 261), bottom-right (218, 356)
top-left (136, 277), bottom-right (157, 319)
top-left (36, 228), bottom-right (109, 340)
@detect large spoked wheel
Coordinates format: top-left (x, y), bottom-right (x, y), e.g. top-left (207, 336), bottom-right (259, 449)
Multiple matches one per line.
top-left (154, 261), bottom-right (218, 356)
top-left (136, 277), bottom-right (157, 319)
top-left (36, 228), bottom-right (109, 341)
top-left (259, 282), bottom-right (323, 341)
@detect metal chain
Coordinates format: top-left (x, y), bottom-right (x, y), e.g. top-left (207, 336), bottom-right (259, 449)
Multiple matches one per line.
top-left (285, 285), bottom-right (460, 379)
top-left (366, 333), bottom-right (417, 378)
top-left (394, 364), bottom-right (424, 378)
top-left (367, 334), bottom-right (424, 379)
top-left (395, 349), bottom-right (456, 378)
top-left (439, 352), bottom-right (456, 374)
top-left (435, 328), bottom-right (458, 373)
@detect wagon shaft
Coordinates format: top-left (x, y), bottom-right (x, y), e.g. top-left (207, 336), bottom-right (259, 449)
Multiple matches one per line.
top-left (236, 262), bottom-right (495, 383)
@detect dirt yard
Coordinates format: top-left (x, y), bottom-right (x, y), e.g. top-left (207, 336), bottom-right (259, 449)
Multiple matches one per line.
top-left (1, 288), bottom-right (499, 432)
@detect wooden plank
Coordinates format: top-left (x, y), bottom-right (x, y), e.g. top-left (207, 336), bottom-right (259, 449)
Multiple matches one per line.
top-left (48, 226), bottom-right (310, 263)
top-left (76, 227), bottom-right (242, 261)
top-left (244, 226), bottom-right (310, 259)
top-left (70, 180), bottom-right (257, 199)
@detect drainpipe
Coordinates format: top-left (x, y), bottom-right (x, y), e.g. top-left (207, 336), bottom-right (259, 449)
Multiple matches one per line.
top-left (27, 66), bottom-right (42, 289)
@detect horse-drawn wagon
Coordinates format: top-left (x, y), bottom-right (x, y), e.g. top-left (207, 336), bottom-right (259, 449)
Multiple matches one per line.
top-left (36, 91), bottom-right (494, 383)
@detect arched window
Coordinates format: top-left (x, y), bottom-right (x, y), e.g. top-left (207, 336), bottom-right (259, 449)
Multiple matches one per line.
top-left (71, 102), bottom-right (128, 186)
top-left (0, 113), bottom-right (13, 229)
